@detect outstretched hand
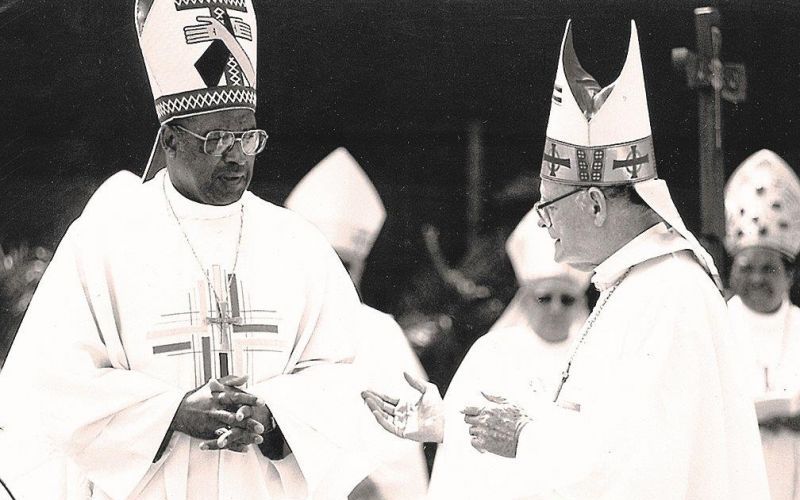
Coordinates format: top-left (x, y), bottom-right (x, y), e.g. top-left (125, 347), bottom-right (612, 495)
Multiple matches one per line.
top-left (361, 372), bottom-right (445, 443)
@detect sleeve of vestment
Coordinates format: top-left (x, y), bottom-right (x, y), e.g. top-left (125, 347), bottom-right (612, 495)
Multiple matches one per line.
top-left (246, 241), bottom-right (379, 499)
top-left (1, 223), bottom-right (185, 500)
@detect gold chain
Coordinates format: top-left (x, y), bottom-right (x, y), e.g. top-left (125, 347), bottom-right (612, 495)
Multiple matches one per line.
top-left (161, 175), bottom-right (244, 310)
top-left (553, 267), bottom-right (631, 402)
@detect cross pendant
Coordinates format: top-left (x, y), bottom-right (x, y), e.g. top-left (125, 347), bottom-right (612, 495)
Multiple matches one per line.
top-left (207, 300), bottom-right (242, 376)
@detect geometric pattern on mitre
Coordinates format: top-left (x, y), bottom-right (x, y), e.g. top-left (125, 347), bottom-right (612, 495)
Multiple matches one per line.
top-left (541, 19), bottom-right (656, 186)
top-left (724, 149), bottom-right (800, 259)
top-left (505, 208), bottom-right (591, 291)
top-left (136, 0), bottom-right (258, 123)
top-left (285, 148), bottom-right (387, 262)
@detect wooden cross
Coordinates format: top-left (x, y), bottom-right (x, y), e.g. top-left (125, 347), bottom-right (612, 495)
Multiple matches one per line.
top-left (672, 7), bottom-right (747, 280)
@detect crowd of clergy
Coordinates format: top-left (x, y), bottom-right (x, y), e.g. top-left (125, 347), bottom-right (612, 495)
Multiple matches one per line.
top-left (1, 0), bottom-right (800, 499)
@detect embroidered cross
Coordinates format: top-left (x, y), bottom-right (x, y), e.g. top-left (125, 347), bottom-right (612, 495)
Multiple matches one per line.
top-left (612, 145), bottom-right (649, 179)
top-left (543, 143), bottom-right (571, 177)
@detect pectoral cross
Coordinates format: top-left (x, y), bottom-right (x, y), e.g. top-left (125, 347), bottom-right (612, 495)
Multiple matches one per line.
top-left (208, 299), bottom-right (242, 377)
top-left (672, 7), bottom-right (747, 283)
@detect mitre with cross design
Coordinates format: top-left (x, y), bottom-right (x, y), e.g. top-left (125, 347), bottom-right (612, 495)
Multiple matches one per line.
top-left (135, 0), bottom-right (258, 182)
top-left (285, 148), bottom-right (387, 264)
top-left (541, 20), bottom-right (656, 186)
top-left (725, 150), bottom-right (800, 260)
top-left (539, 20), bottom-right (723, 289)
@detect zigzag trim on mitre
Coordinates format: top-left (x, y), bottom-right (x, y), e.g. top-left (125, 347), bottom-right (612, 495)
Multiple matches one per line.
top-left (154, 86), bottom-right (256, 123)
top-left (174, 0), bottom-right (247, 12)
top-left (540, 135), bottom-right (657, 186)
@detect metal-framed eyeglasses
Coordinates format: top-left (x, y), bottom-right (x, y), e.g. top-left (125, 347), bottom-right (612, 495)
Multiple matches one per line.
top-left (172, 124), bottom-right (268, 156)
top-left (534, 187), bottom-right (586, 228)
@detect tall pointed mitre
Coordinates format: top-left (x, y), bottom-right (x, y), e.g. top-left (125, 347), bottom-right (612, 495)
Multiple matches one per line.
top-left (540, 20), bottom-right (721, 288)
top-left (506, 208), bottom-right (590, 291)
top-left (725, 150), bottom-right (800, 259)
top-left (285, 148), bottom-right (387, 263)
top-left (135, 0), bottom-right (258, 182)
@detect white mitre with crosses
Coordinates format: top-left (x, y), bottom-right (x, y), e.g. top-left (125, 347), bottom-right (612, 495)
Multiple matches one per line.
top-left (506, 208), bottom-right (590, 292)
top-left (539, 19), bottom-right (721, 288)
top-left (135, 0), bottom-right (258, 182)
top-left (285, 148), bottom-right (387, 264)
top-left (541, 20), bottom-right (655, 186)
top-left (725, 149), bottom-right (800, 259)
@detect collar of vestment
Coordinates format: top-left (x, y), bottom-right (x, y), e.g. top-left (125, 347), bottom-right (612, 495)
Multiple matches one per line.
top-left (728, 294), bottom-right (791, 331)
top-left (591, 222), bottom-right (693, 291)
top-left (160, 169), bottom-right (244, 220)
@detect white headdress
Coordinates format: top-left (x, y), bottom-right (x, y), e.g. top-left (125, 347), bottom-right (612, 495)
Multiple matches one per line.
top-left (725, 149), bottom-right (800, 259)
top-left (135, 0), bottom-right (258, 182)
top-left (285, 148), bottom-right (387, 263)
top-left (491, 208), bottom-right (591, 332)
top-left (540, 20), bottom-right (721, 288)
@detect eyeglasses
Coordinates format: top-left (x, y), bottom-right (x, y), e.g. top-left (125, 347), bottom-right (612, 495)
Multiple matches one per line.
top-left (536, 294), bottom-right (578, 307)
top-left (172, 124), bottom-right (268, 156)
top-left (534, 187), bottom-right (585, 228)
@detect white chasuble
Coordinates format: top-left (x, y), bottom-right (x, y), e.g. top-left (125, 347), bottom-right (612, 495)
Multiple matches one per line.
top-left (510, 224), bottom-right (769, 499)
top-left (728, 296), bottom-right (800, 500)
top-left (0, 170), bottom-right (378, 500)
top-left (428, 324), bottom-right (578, 500)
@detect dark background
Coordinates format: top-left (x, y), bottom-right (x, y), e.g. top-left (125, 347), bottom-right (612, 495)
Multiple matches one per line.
top-left (2, 0), bottom-right (800, 314)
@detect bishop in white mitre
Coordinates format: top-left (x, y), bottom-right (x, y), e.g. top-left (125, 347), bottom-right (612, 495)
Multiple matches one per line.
top-left (725, 150), bottom-right (800, 500)
top-left (286, 148), bottom-right (429, 500)
top-left (365, 19), bottom-right (770, 500)
top-left (0, 1), bottom-right (381, 499)
top-left (427, 210), bottom-right (590, 499)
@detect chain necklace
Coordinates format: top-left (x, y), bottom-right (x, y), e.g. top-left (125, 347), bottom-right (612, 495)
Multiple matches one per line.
top-left (553, 267), bottom-right (632, 403)
top-left (161, 175), bottom-right (245, 311)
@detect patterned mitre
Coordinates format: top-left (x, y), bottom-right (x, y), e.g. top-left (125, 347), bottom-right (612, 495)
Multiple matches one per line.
top-left (541, 20), bottom-right (655, 186)
top-left (135, 0), bottom-right (258, 182)
top-left (506, 208), bottom-right (590, 292)
top-left (285, 148), bottom-right (387, 263)
top-left (725, 150), bottom-right (800, 259)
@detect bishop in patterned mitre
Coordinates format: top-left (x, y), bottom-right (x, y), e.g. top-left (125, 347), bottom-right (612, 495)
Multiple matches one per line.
top-left (0, 1), bottom-right (384, 499)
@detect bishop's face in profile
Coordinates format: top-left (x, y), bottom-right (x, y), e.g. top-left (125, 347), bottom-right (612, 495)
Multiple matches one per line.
top-left (160, 108), bottom-right (263, 206)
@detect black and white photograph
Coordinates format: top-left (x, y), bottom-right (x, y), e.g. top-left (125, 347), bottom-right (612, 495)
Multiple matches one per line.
top-left (1, 0), bottom-right (799, 498)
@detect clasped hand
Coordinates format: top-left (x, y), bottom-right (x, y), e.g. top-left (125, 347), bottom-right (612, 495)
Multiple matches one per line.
top-left (173, 375), bottom-right (272, 453)
top-left (361, 372), bottom-right (445, 443)
top-left (463, 392), bottom-right (531, 458)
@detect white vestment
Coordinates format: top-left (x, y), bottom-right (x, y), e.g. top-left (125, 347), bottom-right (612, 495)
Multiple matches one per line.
top-left (428, 322), bottom-right (579, 500)
top-left (350, 305), bottom-right (429, 500)
top-left (508, 223), bottom-right (769, 499)
top-left (728, 296), bottom-right (800, 500)
top-left (0, 170), bottom-right (380, 500)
